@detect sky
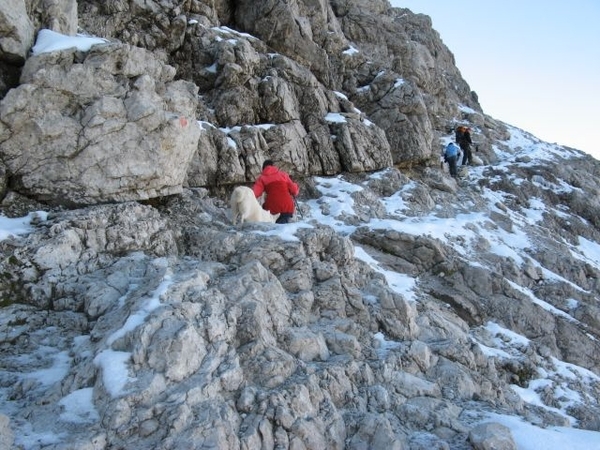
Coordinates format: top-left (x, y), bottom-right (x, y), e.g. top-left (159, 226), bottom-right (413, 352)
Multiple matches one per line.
top-left (3, 119), bottom-right (600, 448)
top-left (390, 0), bottom-right (600, 160)
top-left (4, 28), bottom-right (600, 450)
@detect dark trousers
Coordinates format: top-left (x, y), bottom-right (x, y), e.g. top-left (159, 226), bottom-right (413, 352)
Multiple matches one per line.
top-left (276, 213), bottom-right (294, 224)
top-left (461, 145), bottom-right (472, 165)
top-left (446, 155), bottom-right (458, 177)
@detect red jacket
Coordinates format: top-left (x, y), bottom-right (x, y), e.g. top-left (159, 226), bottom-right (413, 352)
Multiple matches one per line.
top-left (252, 166), bottom-right (299, 214)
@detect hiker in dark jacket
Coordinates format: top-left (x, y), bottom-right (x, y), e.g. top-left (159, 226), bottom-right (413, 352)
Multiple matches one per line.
top-left (455, 125), bottom-right (465, 144)
top-left (252, 160), bottom-right (300, 224)
top-left (458, 126), bottom-right (473, 166)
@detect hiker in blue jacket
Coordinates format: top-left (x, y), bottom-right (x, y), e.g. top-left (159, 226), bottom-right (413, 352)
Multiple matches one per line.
top-left (444, 142), bottom-right (461, 178)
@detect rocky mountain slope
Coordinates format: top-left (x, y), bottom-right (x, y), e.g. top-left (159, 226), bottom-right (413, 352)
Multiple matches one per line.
top-left (0, 1), bottom-right (599, 449)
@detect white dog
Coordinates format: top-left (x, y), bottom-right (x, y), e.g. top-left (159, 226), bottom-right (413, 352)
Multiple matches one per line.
top-left (230, 186), bottom-right (280, 225)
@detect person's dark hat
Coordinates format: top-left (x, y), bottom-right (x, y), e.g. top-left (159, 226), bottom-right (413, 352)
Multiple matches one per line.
top-left (262, 160), bottom-right (274, 170)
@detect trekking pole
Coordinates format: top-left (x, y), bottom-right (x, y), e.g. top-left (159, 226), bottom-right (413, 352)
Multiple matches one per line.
top-left (294, 197), bottom-right (304, 220)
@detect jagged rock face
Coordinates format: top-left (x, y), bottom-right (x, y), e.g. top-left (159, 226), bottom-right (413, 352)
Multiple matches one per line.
top-left (74, 0), bottom-right (489, 172)
top-left (0, 193), bottom-right (418, 449)
top-left (1, 1), bottom-right (600, 449)
top-left (0, 41), bottom-right (201, 206)
top-left (180, 30), bottom-right (393, 184)
top-left (0, 0), bottom-right (508, 204)
top-left (2, 145), bottom-right (600, 448)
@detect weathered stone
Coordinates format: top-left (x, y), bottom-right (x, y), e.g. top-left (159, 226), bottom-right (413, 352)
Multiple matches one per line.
top-left (0, 414), bottom-right (14, 450)
top-left (398, 397), bottom-right (464, 431)
top-left (284, 327), bottom-right (330, 362)
top-left (0, 40), bottom-right (200, 205)
top-left (346, 413), bottom-right (406, 450)
top-left (0, 0), bottom-right (34, 64)
top-left (29, 0), bottom-right (78, 35)
top-left (390, 371), bottom-right (441, 398)
top-left (140, 313), bottom-right (207, 382)
top-left (469, 422), bottom-right (517, 450)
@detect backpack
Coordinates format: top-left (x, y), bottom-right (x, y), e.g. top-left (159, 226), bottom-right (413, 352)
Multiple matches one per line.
top-left (445, 142), bottom-right (460, 157)
top-left (455, 126), bottom-right (465, 144)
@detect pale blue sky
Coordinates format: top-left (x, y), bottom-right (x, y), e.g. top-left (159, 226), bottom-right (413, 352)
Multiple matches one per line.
top-left (390, 1), bottom-right (600, 159)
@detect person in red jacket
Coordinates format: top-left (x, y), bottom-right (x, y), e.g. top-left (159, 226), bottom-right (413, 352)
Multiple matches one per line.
top-left (252, 160), bottom-right (299, 224)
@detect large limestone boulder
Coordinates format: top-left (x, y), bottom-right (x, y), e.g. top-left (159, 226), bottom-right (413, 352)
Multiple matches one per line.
top-left (469, 422), bottom-right (517, 450)
top-left (0, 37), bottom-right (201, 206)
